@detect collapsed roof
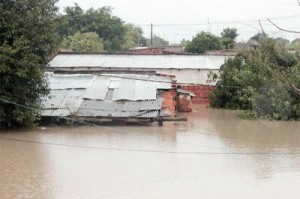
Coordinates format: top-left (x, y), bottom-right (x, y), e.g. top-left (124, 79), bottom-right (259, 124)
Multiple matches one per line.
top-left (41, 73), bottom-right (173, 119)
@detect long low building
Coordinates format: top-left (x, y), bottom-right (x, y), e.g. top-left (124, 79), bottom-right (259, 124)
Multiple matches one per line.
top-left (48, 53), bottom-right (230, 85)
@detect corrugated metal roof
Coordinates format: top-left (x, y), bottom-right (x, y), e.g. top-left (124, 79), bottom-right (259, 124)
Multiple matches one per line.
top-left (122, 101), bottom-right (141, 112)
top-left (42, 74), bottom-right (169, 118)
top-left (44, 73), bottom-right (172, 102)
top-left (134, 80), bottom-right (157, 100)
top-left (112, 79), bottom-right (136, 101)
top-left (51, 108), bottom-right (78, 117)
top-left (84, 76), bottom-right (110, 100)
top-left (77, 99), bottom-right (163, 118)
top-left (106, 74), bottom-right (172, 90)
top-left (140, 98), bottom-right (163, 111)
top-left (41, 109), bottom-right (54, 116)
top-left (47, 74), bottom-right (95, 89)
top-left (60, 89), bottom-right (85, 110)
top-left (177, 89), bottom-right (196, 97)
top-left (41, 90), bottom-right (70, 109)
top-left (104, 89), bottom-right (114, 101)
top-left (48, 54), bottom-right (229, 70)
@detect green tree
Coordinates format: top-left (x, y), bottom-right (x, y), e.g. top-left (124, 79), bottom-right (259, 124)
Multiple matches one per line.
top-left (0, 0), bottom-right (59, 128)
top-left (249, 33), bottom-right (268, 44)
top-left (185, 31), bottom-right (222, 53)
top-left (210, 39), bottom-right (300, 120)
top-left (221, 28), bottom-right (238, 39)
top-left (179, 39), bottom-right (189, 47)
top-left (221, 28), bottom-right (238, 49)
top-left (57, 4), bottom-right (126, 51)
top-left (274, 37), bottom-right (290, 47)
top-left (61, 32), bottom-right (104, 52)
top-left (146, 35), bottom-right (170, 46)
top-left (291, 38), bottom-right (300, 46)
top-left (122, 24), bottom-right (143, 49)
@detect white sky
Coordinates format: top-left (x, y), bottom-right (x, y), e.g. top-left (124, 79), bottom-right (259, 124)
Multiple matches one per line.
top-left (57, 0), bottom-right (300, 43)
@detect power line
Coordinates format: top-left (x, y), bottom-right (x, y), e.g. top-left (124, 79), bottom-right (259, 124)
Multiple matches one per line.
top-left (267, 18), bottom-right (300, 34)
top-left (1, 136), bottom-right (299, 155)
top-left (136, 14), bottom-right (300, 27)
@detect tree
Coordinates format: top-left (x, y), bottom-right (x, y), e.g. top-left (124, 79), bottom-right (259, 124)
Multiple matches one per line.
top-left (221, 28), bottom-right (238, 39)
top-left (210, 39), bottom-right (300, 120)
top-left (146, 35), bottom-right (169, 46)
top-left (221, 28), bottom-right (238, 49)
top-left (291, 38), bottom-right (300, 46)
top-left (57, 4), bottom-right (126, 51)
top-left (291, 38), bottom-right (300, 50)
top-left (274, 37), bottom-right (290, 47)
top-left (249, 33), bottom-right (268, 44)
top-left (122, 24), bottom-right (143, 49)
top-left (61, 32), bottom-right (104, 52)
top-left (185, 31), bottom-right (222, 53)
top-left (0, 0), bottom-right (59, 128)
top-left (179, 39), bottom-right (189, 47)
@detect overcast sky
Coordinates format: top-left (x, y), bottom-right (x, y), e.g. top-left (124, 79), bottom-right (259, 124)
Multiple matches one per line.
top-left (57, 0), bottom-right (300, 43)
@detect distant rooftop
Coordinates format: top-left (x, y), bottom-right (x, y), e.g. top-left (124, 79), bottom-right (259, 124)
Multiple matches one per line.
top-left (48, 53), bottom-right (231, 70)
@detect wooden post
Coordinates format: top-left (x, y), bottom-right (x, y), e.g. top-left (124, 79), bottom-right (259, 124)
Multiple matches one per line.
top-left (158, 109), bottom-right (163, 126)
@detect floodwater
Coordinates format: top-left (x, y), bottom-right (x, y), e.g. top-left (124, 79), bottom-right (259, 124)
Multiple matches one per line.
top-left (1, 108), bottom-right (300, 199)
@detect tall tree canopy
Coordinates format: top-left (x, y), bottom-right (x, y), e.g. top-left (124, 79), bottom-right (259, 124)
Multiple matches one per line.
top-left (221, 28), bottom-right (238, 49)
top-left (0, 0), bottom-right (59, 128)
top-left (61, 32), bottom-right (104, 52)
top-left (57, 4), bottom-right (126, 51)
top-left (122, 24), bottom-right (143, 49)
top-left (185, 31), bottom-right (222, 53)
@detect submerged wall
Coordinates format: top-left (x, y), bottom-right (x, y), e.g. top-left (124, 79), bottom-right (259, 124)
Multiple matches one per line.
top-left (180, 85), bottom-right (214, 105)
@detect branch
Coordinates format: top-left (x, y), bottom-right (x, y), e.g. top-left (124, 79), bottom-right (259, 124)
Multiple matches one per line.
top-left (258, 20), bottom-right (266, 36)
top-left (266, 66), bottom-right (300, 95)
top-left (281, 70), bottom-right (300, 95)
top-left (267, 18), bottom-right (300, 33)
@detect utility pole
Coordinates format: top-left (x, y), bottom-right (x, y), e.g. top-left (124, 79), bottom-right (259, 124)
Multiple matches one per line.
top-left (151, 23), bottom-right (153, 46)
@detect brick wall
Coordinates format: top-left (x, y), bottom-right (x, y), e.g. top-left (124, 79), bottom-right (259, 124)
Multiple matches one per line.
top-left (177, 96), bottom-right (192, 112)
top-left (125, 48), bottom-right (164, 55)
top-left (159, 90), bottom-right (177, 116)
top-left (180, 85), bottom-right (215, 105)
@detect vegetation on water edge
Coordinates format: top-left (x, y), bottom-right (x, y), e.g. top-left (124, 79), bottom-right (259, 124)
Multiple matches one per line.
top-left (210, 39), bottom-right (300, 121)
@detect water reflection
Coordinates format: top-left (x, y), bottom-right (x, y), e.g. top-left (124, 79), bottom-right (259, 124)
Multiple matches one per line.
top-left (0, 109), bottom-right (300, 199)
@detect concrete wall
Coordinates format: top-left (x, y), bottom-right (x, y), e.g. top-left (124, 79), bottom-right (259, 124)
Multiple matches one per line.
top-left (156, 69), bottom-right (219, 85)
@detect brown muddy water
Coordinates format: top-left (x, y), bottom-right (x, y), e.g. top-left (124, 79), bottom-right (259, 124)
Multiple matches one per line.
top-left (1, 108), bottom-right (300, 199)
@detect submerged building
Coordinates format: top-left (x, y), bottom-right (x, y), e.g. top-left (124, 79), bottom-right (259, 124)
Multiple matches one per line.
top-left (41, 73), bottom-right (181, 125)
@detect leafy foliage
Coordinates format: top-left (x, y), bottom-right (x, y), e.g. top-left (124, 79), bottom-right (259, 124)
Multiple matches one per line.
top-left (249, 33), bottom-right (268, 45)
top-left (210, 39), bottom-right (300, 120)
top-left (146, 35), bottom-right (169, 46)
top-left (274, 37), bottom-right (290, 47)
top-left (61, 32), bottom-right (104, 52)
top-left (0, 0), bottom-right (59, 128)
top-left (221, 28), bottom-right (238, 49)
top-left (122, 24), bottom-right (143, 49)
top-left (185, 31), bottom-right (222, 53)
top-left (57, 4), bottom-right (126, 51)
